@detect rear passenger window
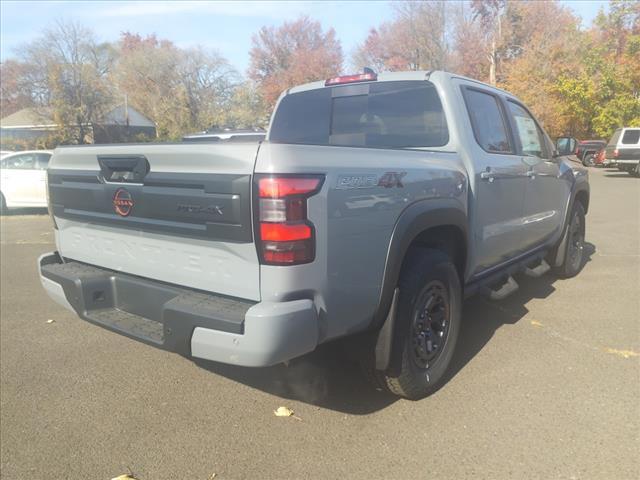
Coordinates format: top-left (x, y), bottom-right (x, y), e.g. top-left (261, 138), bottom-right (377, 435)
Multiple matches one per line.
top-left (621, 129), bottom-right (640, 144)
top-left (463, 89), bottom-right (512, 153)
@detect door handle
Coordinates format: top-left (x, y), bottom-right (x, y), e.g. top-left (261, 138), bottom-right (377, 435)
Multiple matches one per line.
top-left (480, 171), bottom-right (496, 182)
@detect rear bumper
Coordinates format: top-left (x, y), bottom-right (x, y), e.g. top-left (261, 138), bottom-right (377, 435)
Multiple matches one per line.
top-left (38, 252), bottom-right (318, 366)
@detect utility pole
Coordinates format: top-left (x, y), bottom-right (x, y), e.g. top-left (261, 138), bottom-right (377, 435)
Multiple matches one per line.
top-left (441, 0), bottom-right (446, 70)
top-left (124, 93), bottom-right (130, 127)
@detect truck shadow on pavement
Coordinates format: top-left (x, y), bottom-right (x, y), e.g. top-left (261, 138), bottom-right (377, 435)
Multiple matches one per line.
top-left (196, 243), bottom-right (595, 415)
top-left (603, 173), bottom-right (638, 178)
top-left (1, 208), bottom-right (49, 216)
top-left (448, 241), bottom-right (595, 382)
top-left (603, 168), bottom-right (638, 178)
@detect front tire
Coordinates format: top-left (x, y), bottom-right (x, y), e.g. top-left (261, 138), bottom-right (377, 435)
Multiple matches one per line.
top-left (383, 249), bottom-right (462, 400)
top-left (554, 202), bottom-right (586, 278)
top-left (583, 154), bottom-right (595, 167)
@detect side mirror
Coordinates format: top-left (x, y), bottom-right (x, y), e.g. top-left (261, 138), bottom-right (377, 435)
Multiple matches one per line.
top-left (555, 136), bottom-right (576, 156)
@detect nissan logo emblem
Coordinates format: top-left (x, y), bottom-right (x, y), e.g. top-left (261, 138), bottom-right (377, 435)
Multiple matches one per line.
top-left (113, 188), bottom-right (134, 217)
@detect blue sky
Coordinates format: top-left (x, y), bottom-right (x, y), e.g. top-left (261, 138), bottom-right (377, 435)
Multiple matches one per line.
top-left (0, 0), bottom-right (609, 74)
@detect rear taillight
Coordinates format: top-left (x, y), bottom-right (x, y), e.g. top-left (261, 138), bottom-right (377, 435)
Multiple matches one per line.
top-left (613, 149), bottom-right (619, 157)
top-left (576, 148), bottom-right (581, 157)
top-left (255, 175), bottom-right (324, 265)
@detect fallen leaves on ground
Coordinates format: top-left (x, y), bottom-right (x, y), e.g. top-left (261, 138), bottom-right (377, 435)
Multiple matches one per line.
top-left (111, 468), bottom-right (139, 480)
top-left (46, 319), bottom-right (55, 324)
top-left (604, 348), bottom-right (639, 359)
top-left (274, 406), bottom-right (302, 421)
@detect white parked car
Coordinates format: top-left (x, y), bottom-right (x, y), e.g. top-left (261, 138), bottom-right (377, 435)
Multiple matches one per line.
top-left (0, 150), bottom-right (52, 213)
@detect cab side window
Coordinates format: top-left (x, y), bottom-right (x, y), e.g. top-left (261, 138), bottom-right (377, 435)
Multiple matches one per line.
top-left (507, 101), bottom-right (549, 159)
top-left (2, 154), bottom-right (36, 170)
top-left (463, 88), bottom-right (513, 153)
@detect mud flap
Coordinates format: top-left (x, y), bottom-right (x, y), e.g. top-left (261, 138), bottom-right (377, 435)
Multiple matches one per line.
top-left (375, 287), bottom-right (399, 371)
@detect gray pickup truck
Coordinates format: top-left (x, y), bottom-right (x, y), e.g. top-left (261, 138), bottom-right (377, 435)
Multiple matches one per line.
top-left (38, 70), bottom-right (589, 399)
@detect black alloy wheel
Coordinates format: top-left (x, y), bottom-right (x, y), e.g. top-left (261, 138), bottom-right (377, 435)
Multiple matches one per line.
top-left (410, 281), bottom-right (450, 371)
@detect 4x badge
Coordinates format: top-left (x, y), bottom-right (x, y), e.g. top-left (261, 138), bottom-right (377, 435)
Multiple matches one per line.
top-left (336, 172), bottom-right (407, 190)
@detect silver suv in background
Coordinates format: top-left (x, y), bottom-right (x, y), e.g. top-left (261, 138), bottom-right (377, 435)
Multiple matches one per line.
top-left (38, 70), bottom-right (589, 399)
top-left (604, 127), bottom-right (640, 176)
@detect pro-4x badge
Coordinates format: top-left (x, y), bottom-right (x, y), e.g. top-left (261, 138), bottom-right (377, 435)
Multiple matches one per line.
top-left (336, 172), bottom-right (407, 189)
top-left (113, 188), bottom-right (134, 217)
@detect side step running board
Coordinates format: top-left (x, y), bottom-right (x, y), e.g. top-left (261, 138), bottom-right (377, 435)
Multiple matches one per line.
top-left (524, 259), bottom-right (550, 278)
top-left (483, 275), bottom-right (519, 301)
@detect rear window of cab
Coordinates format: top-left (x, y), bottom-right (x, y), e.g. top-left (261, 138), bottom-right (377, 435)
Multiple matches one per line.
top-left (269, 81), bottom-right (449, 149)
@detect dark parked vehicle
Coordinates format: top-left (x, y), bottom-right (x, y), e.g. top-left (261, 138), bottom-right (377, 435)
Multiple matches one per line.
top-left (576, 140), bottom-right (606, 166)
top-left (555, 138), bottom-right (606, 166)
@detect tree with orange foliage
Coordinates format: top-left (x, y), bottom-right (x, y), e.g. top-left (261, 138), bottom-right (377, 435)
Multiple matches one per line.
top-left (249, 16), bottom-right (342, 107)
top-left (449, 3), bottom-right (490, 82)
top-left (554, 0), bottom-right (640, 139)
top-left (114, 32), bottom-right (239, 139)
top-left (352, 1), bottom-right (449, 73)
top-left (498, 0), bottom-right (582, 137)
top-left (0, 60), bottom-right (35, 117)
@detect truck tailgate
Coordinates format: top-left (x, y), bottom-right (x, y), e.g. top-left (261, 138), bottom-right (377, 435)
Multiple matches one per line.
top-left (48, 143), bottom-right (261, 301)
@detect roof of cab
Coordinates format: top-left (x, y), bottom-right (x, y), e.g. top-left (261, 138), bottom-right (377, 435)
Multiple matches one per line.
top-left (284, 70), bottom-right (515, 99)
top-left (287, 70), bottom-right (435, 95)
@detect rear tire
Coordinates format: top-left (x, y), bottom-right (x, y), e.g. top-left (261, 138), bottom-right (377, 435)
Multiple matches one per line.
top-left (583, 154), bottom-right (595, 167)
top-left (380, 249), bottom-right (462, 400)
top-left (554, 202), bottom-right (586, 278)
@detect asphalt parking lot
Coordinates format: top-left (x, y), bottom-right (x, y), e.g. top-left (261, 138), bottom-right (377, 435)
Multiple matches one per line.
top-left (1, 167), bottom-right (638, 480)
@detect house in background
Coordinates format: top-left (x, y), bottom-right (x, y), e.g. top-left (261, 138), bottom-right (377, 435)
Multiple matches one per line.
top-left (0, 108), bottom-right (56, 145)
top-left (92, 104), bottom-right (157, 143)
top-left (0, 105), bottom-right (156, 148)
